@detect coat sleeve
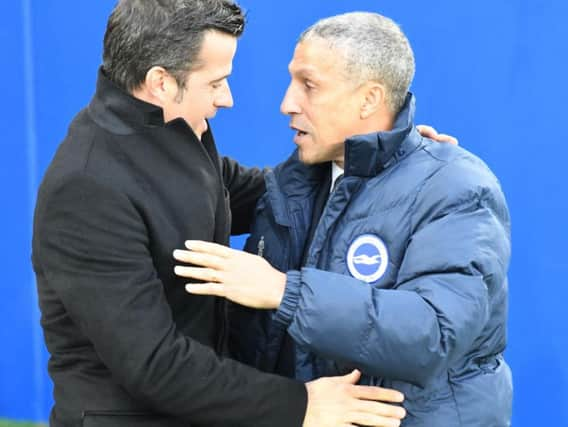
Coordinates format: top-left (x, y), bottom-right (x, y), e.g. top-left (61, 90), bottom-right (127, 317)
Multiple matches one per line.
top-left (273, 163), bottom-right (511, 388)
top-left (34, 173), bottom-right (306, 426)
top-left (221, 156), bottom-right (266, 235)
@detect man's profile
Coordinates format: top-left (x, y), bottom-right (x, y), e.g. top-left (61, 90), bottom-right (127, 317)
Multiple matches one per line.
top-left (175, 11), bottom-right (513, 427)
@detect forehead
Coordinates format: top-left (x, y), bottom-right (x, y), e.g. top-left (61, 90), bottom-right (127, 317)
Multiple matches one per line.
top-left (288, 38), bottom-right (347, 80)
top-left (191, 30), bottom-right (237, 76)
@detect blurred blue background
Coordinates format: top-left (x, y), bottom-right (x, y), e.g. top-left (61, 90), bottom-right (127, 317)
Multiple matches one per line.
top-left (2, 0), bottom-right (566, 425)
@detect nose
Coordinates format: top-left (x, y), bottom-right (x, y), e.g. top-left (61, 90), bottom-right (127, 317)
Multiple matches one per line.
top-left (215, 80), bottom-right (234, 109)
top-left (280, 83), bottom-right (301, 115)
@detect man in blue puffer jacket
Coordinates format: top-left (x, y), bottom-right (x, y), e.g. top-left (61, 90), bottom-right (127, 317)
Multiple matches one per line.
top-left (174, 11), bottom-right (512, 426)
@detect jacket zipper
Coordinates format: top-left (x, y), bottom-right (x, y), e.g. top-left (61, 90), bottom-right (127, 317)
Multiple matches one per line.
top-left (257, 235), bottom-right (265, 257)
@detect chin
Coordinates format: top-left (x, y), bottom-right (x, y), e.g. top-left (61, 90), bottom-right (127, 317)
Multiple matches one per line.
top-left (300, 150), bottom-right (332, 166)
top-left (298, 151), bottom-right (314, 165)
top-left (299, 157), bottom-right (325, 166)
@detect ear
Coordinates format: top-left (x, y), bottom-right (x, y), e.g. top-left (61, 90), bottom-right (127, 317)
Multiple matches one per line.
top-left (144, 66), bottom-right (177, 103)
top-left (360, 82), bottom-right (386, 119)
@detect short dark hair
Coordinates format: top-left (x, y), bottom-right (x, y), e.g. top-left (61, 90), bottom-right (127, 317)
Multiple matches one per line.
top-left (102, 0), bottom-right (245, 92)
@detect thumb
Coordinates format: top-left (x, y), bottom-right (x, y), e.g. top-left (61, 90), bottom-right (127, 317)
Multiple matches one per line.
top-left (416, 124), bottom-right (437, 138)
top-left (436, 133), bottom-right (459, 145)
top-left (337, 369), bottom-right (361, 384)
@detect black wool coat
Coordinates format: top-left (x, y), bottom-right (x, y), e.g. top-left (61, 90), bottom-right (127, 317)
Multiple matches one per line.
top-left (32, 70), bottom-right (306, 427)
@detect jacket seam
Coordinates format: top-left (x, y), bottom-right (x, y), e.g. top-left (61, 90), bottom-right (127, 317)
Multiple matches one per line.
top-left (447, 374), bottom-right (465, 427)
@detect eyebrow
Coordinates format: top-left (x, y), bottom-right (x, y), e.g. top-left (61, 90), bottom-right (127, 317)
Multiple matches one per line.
top-left (289, 62), bottom-right (320, 77)
top-left (209, 73), bottom-right (231, 84)
top-left (290, 66), bottom-right (318, 80)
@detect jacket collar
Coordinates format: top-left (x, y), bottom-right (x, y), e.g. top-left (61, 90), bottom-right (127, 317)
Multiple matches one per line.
top-left (273, 92), bottom-right (422, 191)
top-left (265, 152), bottom-right (328, 226)
top-left (344, 92), bottom-right (422, 178)
top-left (88, 67), bottom-right (170, 135)
top-left (266, 93), bottom-right (423, 226)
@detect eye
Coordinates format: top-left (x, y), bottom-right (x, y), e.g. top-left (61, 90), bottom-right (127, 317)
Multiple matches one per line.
top-left (303, 80), bottom-right (315, 91)
top-left (211, 78), bottom-right (227, 90)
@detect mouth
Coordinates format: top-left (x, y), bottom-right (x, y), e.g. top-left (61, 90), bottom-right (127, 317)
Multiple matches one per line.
top-left (290, 125), bottom-right (309, 138)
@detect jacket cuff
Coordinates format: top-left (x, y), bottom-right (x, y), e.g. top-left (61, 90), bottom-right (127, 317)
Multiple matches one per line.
top-left (274, 270), bottom-right (302, 328)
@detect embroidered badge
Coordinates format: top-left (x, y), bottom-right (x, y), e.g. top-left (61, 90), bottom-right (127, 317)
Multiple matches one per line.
top-left (346, 234), bottom-right (389, 283)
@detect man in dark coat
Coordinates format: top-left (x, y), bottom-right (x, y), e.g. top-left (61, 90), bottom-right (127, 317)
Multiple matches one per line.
top-left (174, 11), bottom-right (512, 427)
top-left (32, 1), bottom-right (407, 426)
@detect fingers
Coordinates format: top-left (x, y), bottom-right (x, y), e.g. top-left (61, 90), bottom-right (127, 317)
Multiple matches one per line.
top-left (352, 399), bottom-right (406, 420)
top-left (416, 124), bottom-right (459, 145)
top-left (333, 371), bottom-right (404, 403)
top-left (350, 385), bottom-right (404, 403)
top-left (337, 369), bottom-right (362, 385)
top-left (344, 391), bottom-right (405, 427)
top-left (416, 124), bottom-right (437, 138)
top-left (346, 411), bottom-right (402, 427)
top-left (175, 265), bottom-right (222, 283)
top-left (185, 283), bottom-right (226, 297)
top-left (184, 240), bottom-right (232, 258)
top-left (304, 374), bottom-right (406, 427)
top-left (435, 133), bottom-right (459, 145)
top-left (173, 249), bottom-right (225, 270)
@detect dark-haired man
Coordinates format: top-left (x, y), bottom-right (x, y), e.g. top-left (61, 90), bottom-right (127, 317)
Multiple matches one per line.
top-left (32, 1), bottom-right (409, 426)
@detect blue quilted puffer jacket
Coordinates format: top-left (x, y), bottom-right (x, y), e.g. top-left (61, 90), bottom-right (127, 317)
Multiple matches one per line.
top-left (231, 94), bottom-right (513, 426)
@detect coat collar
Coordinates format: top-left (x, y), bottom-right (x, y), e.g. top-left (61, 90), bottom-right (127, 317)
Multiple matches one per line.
top-left (272, 92), bottom-right (423, 197)
top-left (86, 67), bottom-right (218, 149)
top-left (87, 67), bottom-right (167, 135)
top-left (344, 92), bottom-right (422, 178)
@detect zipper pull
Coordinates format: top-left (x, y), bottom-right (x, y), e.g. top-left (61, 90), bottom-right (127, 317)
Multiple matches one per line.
top-left (257, 235), bottom-right (265, 257)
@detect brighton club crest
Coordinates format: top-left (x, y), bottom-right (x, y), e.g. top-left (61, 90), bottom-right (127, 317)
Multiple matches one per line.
top-left (346, 234), bottom-right (389, 283)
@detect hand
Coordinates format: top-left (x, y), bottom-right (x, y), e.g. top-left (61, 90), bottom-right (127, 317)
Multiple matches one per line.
top-left (173, 240), bottom-right (286, 309)
top-left (304, 370), bottom-right (406, 427)
top-left (416, 124), bottom-right (458, 145)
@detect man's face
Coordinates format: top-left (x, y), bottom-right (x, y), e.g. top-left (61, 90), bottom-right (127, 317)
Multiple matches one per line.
top-left (163, 30), bottom-right (237, 139)
top-left (280, 38), bottom-right (364, 165)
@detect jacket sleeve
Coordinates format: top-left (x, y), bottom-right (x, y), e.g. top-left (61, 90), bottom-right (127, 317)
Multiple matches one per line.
top-left (273, 163), bottom-right (511, 388)
top-left (34, 173), bottom-right (306, 426)
top-left (221, 156), bottom-right (266, 235)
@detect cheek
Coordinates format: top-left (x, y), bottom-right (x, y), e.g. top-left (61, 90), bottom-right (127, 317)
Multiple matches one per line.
top-left (330, 111), bottom-right (356, 142)
top-left (184, 100), bottom-right (208, 120)
top-left (200, 95), bottom-right (218, 117)
top-left (310, 103), bottom-right (342, 137)
top-left (317, 121), bottom-right (344, 147)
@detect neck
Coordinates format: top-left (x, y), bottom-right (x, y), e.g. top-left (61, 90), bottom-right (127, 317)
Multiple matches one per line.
top-left (362, 111), bottom-right (395, 134)
top-left (131, 87), bottom-right (156, 106)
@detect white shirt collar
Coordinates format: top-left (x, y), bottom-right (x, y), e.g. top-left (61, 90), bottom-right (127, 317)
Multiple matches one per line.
top-left (330, 162), bottom-right (345, 193)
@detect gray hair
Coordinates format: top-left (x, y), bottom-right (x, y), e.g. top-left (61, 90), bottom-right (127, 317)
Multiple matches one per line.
top-left (299, 12), bottom-right (415, 114)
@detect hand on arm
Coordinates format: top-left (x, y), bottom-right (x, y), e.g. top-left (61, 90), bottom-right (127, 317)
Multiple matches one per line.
top-left (174, 240), bottom-right (286, 309)
top-left (416, 124), bottom-right (458, 145)
top-left (304, 370), bottom-right (405, 427)
top-left (174, 241), bottom-right (407, 427)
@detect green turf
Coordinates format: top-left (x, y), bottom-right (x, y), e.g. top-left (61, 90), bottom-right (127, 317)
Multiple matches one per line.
top-left (0, 420), bottom-right (46, 427)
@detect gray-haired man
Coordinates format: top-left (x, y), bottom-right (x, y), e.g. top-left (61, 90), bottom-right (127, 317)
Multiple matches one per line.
top-left (175, 11), bottom-right (512, 427)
